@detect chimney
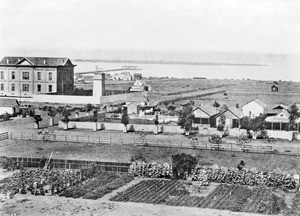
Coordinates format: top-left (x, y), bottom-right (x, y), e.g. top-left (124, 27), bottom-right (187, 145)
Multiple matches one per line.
top-left (43, 59), bottom-right (46, 65)
top-left (6, 58), bottom-right (9, 64)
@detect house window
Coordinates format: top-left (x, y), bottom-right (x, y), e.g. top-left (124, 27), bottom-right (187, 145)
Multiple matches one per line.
top-left (49, 72), bottom-right (53, 81)
top-left (37, 84), bottom-right (41, 92)
top-left (0, 71), bottom-right (4, 79)
top-left (22, 84), bottom-right (29, 91)
top-left (22, 72), bottom-right (29, 80)
top-left (11, 71), bottom-right (15, 79)
top-left (11, 84), bottom-right (15, 91)
top-left (37, 72), bottom-right (41, 80)
top-left (0, 83), bottom-right (4, 91)
top-left (49, 85), bottom-right (52, 92)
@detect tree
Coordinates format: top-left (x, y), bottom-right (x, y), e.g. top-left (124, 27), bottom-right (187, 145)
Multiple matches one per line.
top-left (289, 105), bottom-right (300, 130)
top-left (240, 114), bottom-right (267, 139)
top-left (172, 153), bottom-right (197, 180)
top-left (93, 109), bottom-right (98, 122)
top-left (85, 103), bottom-right (93, 117)
top-left (217, 114), bottom-right (226, 131)
top-left (154, 112), bottom-right (159, 125)
top-left (121, 108), bottom-right (129, 132)
top-left (47, 107), bottom-right (57, 126)
top-left (177, 104), bottom-right (194, 135)
top-left (61, 108), bottom-right (71, 130)
top-left (34, 115), bottom-right (42, 129)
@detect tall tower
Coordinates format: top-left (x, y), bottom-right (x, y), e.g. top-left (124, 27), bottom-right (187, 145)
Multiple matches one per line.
top-left (93, 73), bottom-right (105, 97)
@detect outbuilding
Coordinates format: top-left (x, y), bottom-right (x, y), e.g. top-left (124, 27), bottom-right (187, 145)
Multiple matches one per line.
top-left (0, 98), bottom-right (20, 115)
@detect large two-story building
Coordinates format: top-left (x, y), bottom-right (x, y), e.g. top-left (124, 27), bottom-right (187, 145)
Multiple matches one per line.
top-left (0, 56), bottom-right (75, 97)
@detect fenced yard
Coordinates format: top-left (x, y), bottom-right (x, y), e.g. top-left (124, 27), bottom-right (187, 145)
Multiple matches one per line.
top-left (9, 132), bottom-right (300, 156)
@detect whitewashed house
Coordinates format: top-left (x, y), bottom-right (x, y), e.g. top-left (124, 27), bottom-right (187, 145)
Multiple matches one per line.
top-left (242, 99), bottom-right (268, 118)
top-left (130, 80), bottom-right (152, 92)
top-left (0, 98), bottom-right (20, 115)
top-left (265, 110), bottom-right (298, 131)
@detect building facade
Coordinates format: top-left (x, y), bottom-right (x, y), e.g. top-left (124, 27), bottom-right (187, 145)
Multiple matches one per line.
top-left (0, 56), bottom-right (75, 97)
top-left (242, 99), bottom-right (268, 118)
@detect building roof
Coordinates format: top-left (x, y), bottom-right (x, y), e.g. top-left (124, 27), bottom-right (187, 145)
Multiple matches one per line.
top-left (0, 98), bottom-right (19, 107)
top-left (243, 99), bottom-right (268, 108)
top-left (217, 107), bottom-right (245, 119)
top-left (272, 103), bottom-right (289, 110)
top-left (265, 109), bottom-right (294, 123)
top-left (193, 105), bottom-right (219, 117)
top-left (0, 56), bottom-right (75, 67)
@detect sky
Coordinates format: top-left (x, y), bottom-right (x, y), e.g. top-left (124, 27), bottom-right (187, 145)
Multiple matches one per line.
top-left (0, 0), bottom-right (300, 59)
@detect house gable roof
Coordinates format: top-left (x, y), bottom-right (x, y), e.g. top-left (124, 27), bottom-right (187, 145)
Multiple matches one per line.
top-left (193, 105), bottom-right (218, 117)
top-left (217, 107), bottom-right (245, 119)
top-left (272, 103), bottom-right (289, 110)
top-left (0, 98), bottom-right (19, 107)
top-left (0, 56), bottom-right (75, 67)
top-left (243, 99), bottom-right (268, 108)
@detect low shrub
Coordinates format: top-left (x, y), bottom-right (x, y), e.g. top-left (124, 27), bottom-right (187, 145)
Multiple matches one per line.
top-left (128, 162), bottom-right (173, 178)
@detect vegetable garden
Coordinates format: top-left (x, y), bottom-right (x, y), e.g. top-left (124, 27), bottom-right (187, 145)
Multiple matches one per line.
top-left (1, 154), bottom-right (300, 215)
top-left (111, 179), bottom-right (286, 214)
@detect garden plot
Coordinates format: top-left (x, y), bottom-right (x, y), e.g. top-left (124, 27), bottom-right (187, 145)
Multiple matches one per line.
top-left (111, 179), bottom-right (287, 215)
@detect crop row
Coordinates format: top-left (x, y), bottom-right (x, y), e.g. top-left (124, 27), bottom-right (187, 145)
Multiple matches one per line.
top-left (0, 163), bottom-right (99, 195)
top-left (111, 179), bottom-right (286, 214)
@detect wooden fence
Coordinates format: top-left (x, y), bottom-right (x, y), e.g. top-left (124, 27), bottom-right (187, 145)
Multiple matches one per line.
top-left (0, 132), bottom-right (8, 141)
top-left (10, 132), bottom-right (300, 157)
top-left (9, 156), bottom-right (131, 173)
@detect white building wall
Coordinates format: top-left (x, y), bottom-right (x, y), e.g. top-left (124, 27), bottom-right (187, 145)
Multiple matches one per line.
top-left (242, 101), bottom-right (264, 118)
top-left (0, 107), bottom-right (14, 115)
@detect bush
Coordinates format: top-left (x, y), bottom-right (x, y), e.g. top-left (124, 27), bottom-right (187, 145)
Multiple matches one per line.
top-left (128, 162), bottom-right (173, 178)
top-left (217, 124), bottom-right (224, 131)
top-left (209, 134), bottom-right (222, 144)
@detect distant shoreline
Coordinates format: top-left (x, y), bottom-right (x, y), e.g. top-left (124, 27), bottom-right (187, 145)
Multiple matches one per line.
top-left (72, 59), bottom-right (267, 67)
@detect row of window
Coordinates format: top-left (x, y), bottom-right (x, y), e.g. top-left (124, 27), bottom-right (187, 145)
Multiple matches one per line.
top-left (0, 83), bottom-right (52, 92)
top-left (0, 71), bottom-right (53, 81)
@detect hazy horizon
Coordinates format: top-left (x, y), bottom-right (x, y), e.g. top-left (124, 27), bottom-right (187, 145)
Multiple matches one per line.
top-left (1, 0), bottom-right (299, 81)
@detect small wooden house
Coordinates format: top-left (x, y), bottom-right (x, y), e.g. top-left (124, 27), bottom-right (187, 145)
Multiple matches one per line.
top-left (271, 84), bottom-right (279, 92)
top-left (192, 105), bottom-right (219, 128)
top-left (216, 107), bottom-right (245, 128)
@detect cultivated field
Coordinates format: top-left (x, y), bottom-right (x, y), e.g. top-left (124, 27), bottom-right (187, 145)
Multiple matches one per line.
top-left (111, 179), bottom-right (287, 214)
